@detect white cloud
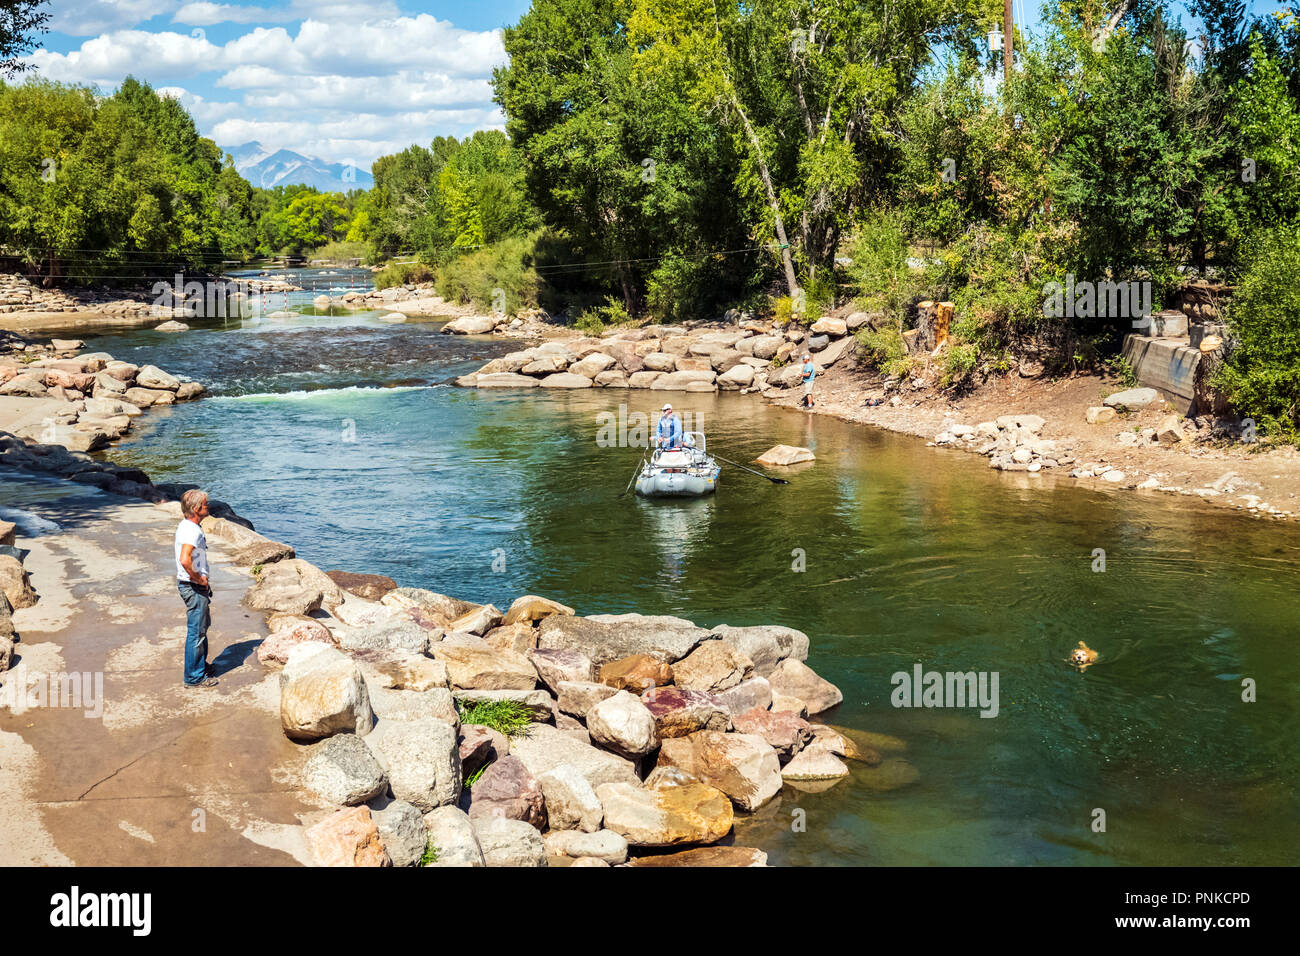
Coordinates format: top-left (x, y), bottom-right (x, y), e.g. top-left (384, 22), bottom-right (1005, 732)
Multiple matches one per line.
top-left (26, 11), bottom-right (509, 166)
top-left (172, 3), bottom-right (285, 27)
top-left (47, 0), bottom-right (179, 37)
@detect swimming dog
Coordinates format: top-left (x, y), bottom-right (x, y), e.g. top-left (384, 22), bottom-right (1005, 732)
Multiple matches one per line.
top-left (1068, 641), bottom-right (1099, 670)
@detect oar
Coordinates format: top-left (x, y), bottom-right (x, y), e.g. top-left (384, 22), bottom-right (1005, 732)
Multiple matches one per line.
top-left (618, 456), bottom-right (645, 497)
top-left (711, 453), bottom-right (790, 484)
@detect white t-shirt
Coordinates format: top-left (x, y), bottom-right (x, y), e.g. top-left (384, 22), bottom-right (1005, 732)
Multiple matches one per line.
top-left (175, 519), bottom-right (209, 583)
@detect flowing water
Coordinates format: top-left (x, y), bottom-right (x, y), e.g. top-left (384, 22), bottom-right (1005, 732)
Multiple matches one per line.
top-left (57, 269), bottom-right (1300, 866)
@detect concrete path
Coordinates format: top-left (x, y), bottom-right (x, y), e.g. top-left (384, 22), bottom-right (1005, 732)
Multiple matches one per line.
top-left (0, 470), bottom-right (317, 865)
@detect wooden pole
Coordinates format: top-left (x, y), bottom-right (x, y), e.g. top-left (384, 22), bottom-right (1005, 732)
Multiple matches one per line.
top-left (1004, 0), bottom-right (1013, 79)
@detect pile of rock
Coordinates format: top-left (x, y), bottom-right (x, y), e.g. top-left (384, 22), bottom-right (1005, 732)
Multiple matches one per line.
top-left (0, 515), bottom-right (35, 677)
top-left (455, 315), bottom-right (859, 394)
top-left (0, 340), bottom-right (206, 452)
top-left (0, 273), bottom-right (185, 317)
top-left (253, 570), bottom-right (865, 867)
top-left (933, 413), bottom-right (1074, 473)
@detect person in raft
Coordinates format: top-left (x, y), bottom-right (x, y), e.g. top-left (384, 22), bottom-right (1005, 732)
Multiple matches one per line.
top-left (656, 403), bottom-right (683, 451)
top-left (800, 352), bottom-right (816, 408)
top-left (175, 489), bottom-right (217, 688)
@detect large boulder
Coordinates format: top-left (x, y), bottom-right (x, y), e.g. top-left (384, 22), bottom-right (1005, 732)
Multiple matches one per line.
top-left (365, 716), bottom-right (461, 811)
top-left (354, 651), bottom-right (447, 692)
top-left (655, 731), bottom-right (783, 811)
top-left (539, 372), bottom-right (594, 389)
top-left (717, 364), bottom-right (755, 389)
top-left (649, 370), bottom-right (717, 390)
top-left (431, 634), bottom-right (538, 691)
top-left (372, 800), bottom-right (427, 867)
top-left (707, 624), bottom-right (809, 678)
top-left (200, 515), bottom-right (294, 566)
top-left (556, 680), bottom-right (620, 718)
top-left (369, 686), bottom-right (460, 725)
top-left (780, 742), bottom-right (850, 782)
top-left (464, 755), bottom-right (547, 830)
top-left (279, 643), bottom-right (374, 742)
top-left (539, 613), bottom-right (709, 665)
top-left (383, 587), bottom-right (477, 620)
top-left (624, 846), bottom-right (768, 867)
top-left (475, 372), bottom-right (540, 388)
top-left (1102, 387), bottom-right (1160, 411)
top-left (642, 352), bottom-right (677, 372)
top-left (755, 444), bottom-right (815, 466)
top-left (599, 653), bottom-right (673, 692)
top-left (642, 686), bottom-right (730, 738)
top-left (257, 618), bottom-right (336, 667)
top-left (671, 639), bottom-right (753, 692)
top-left (483, 622), bottom-right (538, 654)
top-left (587, 690), bottom-right (659, 758)
top-left (303, 733), bottom-right (389, 805)
top-left (325, 570), bottom-right (398, 602)
top-left (135, 365), bottom-right (180, 390)
top-left (447, 603), bottom-right (503, 636)
top-left (0, 555), bottom-right (37, 609)
top-left (527, 647), bottom-right (595, 693)
top-left (569, 353), bottom-right (617, 379)
top-left (810, 317), bottom-right (848, 336)
top-left (716, 677), bottom-right (773, 715)
top-left (502, 594), bottom-right (574, 626)
top-left (509, 723), bottom-right (639, 792)
top-left (444, 316), bottom-right (500, 335)
top-left (423, 806), bottom-right (484, 866)
top-left (543, 829), bottom-right (628, 865)
top-left (304, 807), bottom-right (391, 867)
top-left (732, 706), bottom-right (813, 763)
top-left (596, 781), bottom-right (733, 847)
top-left (459, 724), bottom-right (509, 779)
top-left (245, 559), bottom-right (344, 615)
top-left (767, 658), bottom-right (843, 714)
top-left (537, 765), bottom-right (604, 832)
top-left (471, 816), bottom-right (548, 867)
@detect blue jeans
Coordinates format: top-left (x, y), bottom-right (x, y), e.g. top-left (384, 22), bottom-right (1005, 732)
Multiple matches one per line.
top-left (177, 581), bottom-right (211, 684)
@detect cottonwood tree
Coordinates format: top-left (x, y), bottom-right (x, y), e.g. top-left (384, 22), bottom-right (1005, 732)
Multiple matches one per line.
top-left (0, 0), bottom-right (48, 78)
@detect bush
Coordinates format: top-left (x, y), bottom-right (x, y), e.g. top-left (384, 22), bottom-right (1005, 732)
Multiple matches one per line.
top-left (940, 340), bottom-right (979, 388)
top-left (575, 295), bottom-right (631, 335)
top-left (435, 233), bottom-right (540, 315)
top-left (855, 326), bottom-right (913, 378)
top-left (845, 211), bottom-right (922, 321)
top-left (374, 261), bottom-right (436, 289)
top-left (457, 699), bottom-right (534, 737)
top-left (309, 240), bottom-right (367, 263)
top-left (1214, 223), bottom-right (1300, 440)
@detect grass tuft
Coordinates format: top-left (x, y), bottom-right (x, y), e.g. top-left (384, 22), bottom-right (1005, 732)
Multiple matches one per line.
top-left (456, 699), bottom-right (534, 738)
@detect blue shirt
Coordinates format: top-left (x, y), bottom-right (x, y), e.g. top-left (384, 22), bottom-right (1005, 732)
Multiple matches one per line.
top-left (802, 361), bottom-right (816, 384)
top-left (657, 414), bottom-right (682, 447)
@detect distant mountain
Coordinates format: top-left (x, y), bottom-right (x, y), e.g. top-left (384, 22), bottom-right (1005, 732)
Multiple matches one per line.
top-left (221, 141), bottom-right (373, 192)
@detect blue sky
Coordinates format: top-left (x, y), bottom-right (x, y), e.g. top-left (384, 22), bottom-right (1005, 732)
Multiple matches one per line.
top-left (22, 1), bottom-right (1290, 169)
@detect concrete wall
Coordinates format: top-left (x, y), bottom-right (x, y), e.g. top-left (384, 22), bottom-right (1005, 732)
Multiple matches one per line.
top-left (1122, 334), bottom-right (1200, 413)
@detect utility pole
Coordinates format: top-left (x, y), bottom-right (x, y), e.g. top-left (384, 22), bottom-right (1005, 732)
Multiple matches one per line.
top-left (1004, 0), bottom-right (1013, 78)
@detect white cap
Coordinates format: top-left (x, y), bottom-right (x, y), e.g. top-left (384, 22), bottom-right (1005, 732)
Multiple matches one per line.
top-left (661, 403), bottom-right (672, 411)
top-left (802, 352), bottom-right (811, 359)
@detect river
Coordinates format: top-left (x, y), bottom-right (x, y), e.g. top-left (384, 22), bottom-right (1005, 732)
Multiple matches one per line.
top-left (56, 268), bottom-right (1300, 866)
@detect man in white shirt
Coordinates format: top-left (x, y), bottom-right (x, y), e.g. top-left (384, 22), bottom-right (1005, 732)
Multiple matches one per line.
top-left (175, 489), bottom-right (216, 687)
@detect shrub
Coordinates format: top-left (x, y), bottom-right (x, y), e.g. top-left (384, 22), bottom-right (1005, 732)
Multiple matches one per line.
top-left (940, 340), bottom-right (979, 388)
top-left (419, 841), bottom-right (438, 866)
top-left (309, 240), bottom-right (368, 263)
top-left (457, 699), bottom-right (534, 737)
top-left (855, 326), bottom-right (914, 378)
top-left (1214, 223), bottom-right (1300, 440)
top-left (575, 295), bottom-right (631, 335)
top-left (374, 261), bottom-right (436, 290)
top-left (435, 233), bottom-right (540, 315)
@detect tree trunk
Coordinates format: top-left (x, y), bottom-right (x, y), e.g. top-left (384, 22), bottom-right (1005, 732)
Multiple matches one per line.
top-left (729, 94), bottom-right (799, 297)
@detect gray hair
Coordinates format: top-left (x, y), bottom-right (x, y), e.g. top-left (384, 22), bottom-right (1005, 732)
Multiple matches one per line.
top-left (181, 489), bottom-right (209, 518)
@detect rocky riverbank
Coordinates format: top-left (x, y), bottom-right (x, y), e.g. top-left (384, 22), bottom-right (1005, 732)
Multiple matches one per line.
top-left (449, 310), bottom-right (1300, 523)
top-left (0, 427), bottom-right (876, 867)
top-left (0, 330), bottom-right (206, 452)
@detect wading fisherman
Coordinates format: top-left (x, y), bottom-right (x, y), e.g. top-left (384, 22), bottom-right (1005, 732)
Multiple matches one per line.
top-left (656, 403), bottom-right (683, 450)
top-left (175, 489), bottom-right (217, 688)
top-left (799, 352), bottom-right (816, 408)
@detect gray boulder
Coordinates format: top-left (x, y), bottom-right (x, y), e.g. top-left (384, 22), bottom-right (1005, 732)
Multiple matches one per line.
top-left (373, 800), bottom-right (427, 866)
top-left (538, 612), bottom-right (709, 664)
top-left (365, 717), bottom-right (461, 812)
top-left (303, 733), bottom-right (388, 805)
top-left (423, 806), bottom-right (484, 867)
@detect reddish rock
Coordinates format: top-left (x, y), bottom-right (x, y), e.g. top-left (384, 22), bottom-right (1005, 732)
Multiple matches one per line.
top-left (459, 724), bottom-right (508, 778)
top-left (325, 570), bottom-right (398, 601)
top-left (625, 846), bottom-right (767, 867)
top-left (304, 807), bottom-right (391, 867)
top-left (731, 705), bottom-right (813, 763)
top-left (655, 731), bottom-right (783, 811)
top-left (641, 686), bottom-right (730, 738)
top-left (256, 618), bottom-right (336, 666)
top-left (465, 755), bottom-right (547, 831)
top-left (600, 654), bottom-right (673, 692)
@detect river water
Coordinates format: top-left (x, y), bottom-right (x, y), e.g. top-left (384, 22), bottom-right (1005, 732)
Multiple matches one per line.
top-left (62, 269), bottom-right (1300, 866)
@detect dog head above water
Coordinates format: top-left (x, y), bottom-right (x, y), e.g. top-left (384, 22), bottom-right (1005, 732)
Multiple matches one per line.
top-left (1068, 641), bottom-right (1099, 670)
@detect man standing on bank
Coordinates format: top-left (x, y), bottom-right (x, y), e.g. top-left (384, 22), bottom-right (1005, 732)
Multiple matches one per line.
top-left (175, 489), bottom-right (217, 688)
